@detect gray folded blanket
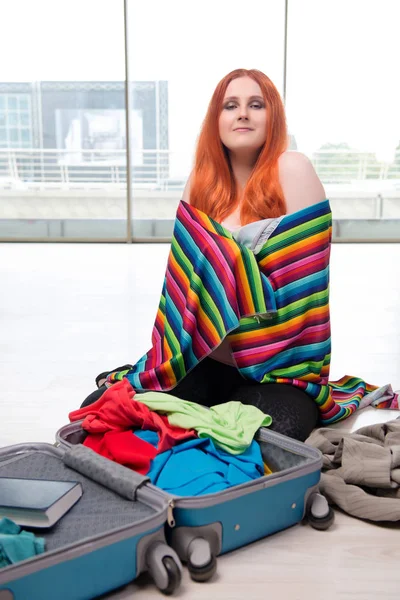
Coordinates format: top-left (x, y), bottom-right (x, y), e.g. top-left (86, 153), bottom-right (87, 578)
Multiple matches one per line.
top-left (305, 417), bottom-right (400, 521)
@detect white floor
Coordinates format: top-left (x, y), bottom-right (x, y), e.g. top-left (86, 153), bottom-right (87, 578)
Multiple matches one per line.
top-left (1, 242), bottom-right (400, 599)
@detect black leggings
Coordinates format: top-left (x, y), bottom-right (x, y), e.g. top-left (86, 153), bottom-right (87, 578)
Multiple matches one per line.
top-left (84, 357), bottom-right (319, 442)
top-left (167, 357), bottom-right (319, 442)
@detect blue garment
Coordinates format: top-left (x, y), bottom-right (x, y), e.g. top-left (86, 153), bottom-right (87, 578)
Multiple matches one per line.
top-left (146, 437), bottom-right (264, 496)
top-left (0, 518), bottom-right (45, 568)
top-left (134, 429), bottom-right (159, 447)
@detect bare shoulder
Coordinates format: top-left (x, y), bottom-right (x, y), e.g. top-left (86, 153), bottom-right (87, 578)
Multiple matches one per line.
top-left (278, 150), bottom-right (313, 172)
top-left (278, 151), bottom-right (326, 214)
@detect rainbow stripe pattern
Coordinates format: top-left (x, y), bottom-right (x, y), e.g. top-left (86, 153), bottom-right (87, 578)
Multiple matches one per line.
top-left (107, 200), bottom-right (398, 424)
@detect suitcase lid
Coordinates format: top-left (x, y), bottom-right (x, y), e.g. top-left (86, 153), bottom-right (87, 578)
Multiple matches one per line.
top-left (0, 442), bottom-right (171, 586)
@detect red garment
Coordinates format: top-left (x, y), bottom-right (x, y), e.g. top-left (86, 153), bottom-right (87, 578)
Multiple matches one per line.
top-left (84, 430), bottom-right (158, 475)
top-left (69, 379), bottom-right (196, 454)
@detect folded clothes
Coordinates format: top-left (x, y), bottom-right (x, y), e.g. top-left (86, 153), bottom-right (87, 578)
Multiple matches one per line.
top-left (146, 437), bottom-right (265, 496)
top-left (136, 391), bottom-right (272, 455)
top-left (69, 380), bottom-right (197, 455)
top-left (0, 518), bottom-right (45, 568)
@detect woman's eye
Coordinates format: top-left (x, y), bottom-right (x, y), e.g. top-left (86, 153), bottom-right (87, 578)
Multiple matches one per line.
top-left (224, 102), bottom-right (264, 110)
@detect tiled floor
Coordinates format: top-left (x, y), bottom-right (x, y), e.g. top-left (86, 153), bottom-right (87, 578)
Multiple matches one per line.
top-left (1, 242), bottom-right (400, 598)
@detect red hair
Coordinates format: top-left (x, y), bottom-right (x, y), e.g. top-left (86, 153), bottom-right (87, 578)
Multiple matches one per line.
top-left (190, 69), bottom-right (289, 225)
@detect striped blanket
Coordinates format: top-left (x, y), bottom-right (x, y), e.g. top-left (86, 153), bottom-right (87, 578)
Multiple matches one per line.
top-left (108, 200), bottom-right (398, 425)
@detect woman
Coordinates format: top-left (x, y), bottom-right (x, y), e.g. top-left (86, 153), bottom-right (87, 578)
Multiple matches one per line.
top-left (84, 69), bottom-right (396, 439)
top-left (87, 69), bottom-right (323, 440)
top-left (169, 68), bottom-right (325, 440)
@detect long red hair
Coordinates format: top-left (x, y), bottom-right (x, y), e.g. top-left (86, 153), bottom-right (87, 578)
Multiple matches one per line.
top-left (189, 69), bottom-right (289, 225)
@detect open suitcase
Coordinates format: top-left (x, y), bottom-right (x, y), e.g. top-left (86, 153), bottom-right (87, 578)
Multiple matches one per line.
top-left (0, 442), bottom-right (183, 600)
top-left (56, 421), bottom-right (334, 582)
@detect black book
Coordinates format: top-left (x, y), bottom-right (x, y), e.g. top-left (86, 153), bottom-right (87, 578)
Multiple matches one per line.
top-left (0, 478), bottom-right (83, 528)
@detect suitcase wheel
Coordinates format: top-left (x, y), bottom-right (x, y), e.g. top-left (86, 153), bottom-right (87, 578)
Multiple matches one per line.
top-left (186, 537), bottom-right (217, 582)
top-left (308, 493), bottom-right (335, 530)
top-left (161, 556), bottom-right (182, 595)
top-left (146, 541), bottom-right (182, 595)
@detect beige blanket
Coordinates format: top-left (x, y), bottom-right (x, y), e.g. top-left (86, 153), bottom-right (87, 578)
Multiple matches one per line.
top-left (305, 418), bottom-right (400, 521)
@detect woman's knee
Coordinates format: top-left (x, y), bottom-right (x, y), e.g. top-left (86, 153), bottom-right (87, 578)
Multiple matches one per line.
top-left (81, 384), bottom-right (108, 408)
top-left (228, 383), bottom-right (319, 441)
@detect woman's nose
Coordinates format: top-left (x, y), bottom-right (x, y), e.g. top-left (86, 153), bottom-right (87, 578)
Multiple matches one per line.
top-left (237, 105), bottom-right (249, 120)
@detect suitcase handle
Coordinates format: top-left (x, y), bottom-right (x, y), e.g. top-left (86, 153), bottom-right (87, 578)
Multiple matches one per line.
top-left (63, 443), bottom-right (150, 500)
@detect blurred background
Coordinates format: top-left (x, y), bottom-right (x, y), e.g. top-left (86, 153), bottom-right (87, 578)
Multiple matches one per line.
top-left (0, 0), bottom-right (398, 242)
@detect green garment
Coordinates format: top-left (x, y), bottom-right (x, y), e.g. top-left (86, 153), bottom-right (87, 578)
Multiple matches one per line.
top-left (0, 518), bottom-right (45, 568)
top-left (136, 394), bottom-right (272, 454)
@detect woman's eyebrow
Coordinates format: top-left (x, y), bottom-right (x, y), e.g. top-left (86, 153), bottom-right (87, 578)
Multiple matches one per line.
top-left (223, 95), bottom-right (264, 102)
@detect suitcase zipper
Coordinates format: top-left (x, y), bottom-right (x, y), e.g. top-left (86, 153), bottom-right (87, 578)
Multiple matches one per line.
top-left (167, 500), bottom-right (176, 527)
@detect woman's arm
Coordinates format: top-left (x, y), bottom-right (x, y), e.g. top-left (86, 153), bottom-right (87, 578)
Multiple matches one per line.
top-left (278, 151), bottom-right (326, 213)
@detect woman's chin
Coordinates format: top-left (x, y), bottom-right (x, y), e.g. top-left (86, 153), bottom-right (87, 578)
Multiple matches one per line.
top-left (227, 143), bottom-right (263, 155)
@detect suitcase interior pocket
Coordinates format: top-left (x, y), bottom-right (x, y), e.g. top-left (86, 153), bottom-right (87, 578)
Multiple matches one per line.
top-left (257, 437), bottom-right (316, 474)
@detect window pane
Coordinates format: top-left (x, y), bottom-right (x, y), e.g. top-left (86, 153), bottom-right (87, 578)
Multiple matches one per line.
top-left (18, 96), bottom-right (30, 110)
top-left (20, 128), bottom-right (31, 143)
top-left (20, 112), bottom-right (30, 127)
top-left (127, 0), bottom-right (286, 240)
top-left (8, 112), bottom-right (18, 126)
top-left (9, 128), bottom-right (19, 142)
top-left (0, 0), bottom-right (126, 241)
top-left (286, 0), bottom-right (400, 240)
top-left (7, 96), bottom-right (17, 110)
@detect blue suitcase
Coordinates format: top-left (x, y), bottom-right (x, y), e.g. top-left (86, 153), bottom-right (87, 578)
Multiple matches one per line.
top-left (56, 421), bottom-right (334, 582)
top-left (0, 442), bottom-right (182, 600)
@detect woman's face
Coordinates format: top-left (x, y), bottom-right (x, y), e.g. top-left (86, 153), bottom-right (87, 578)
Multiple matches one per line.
top-left (218, 76), bottom-right (267, 155)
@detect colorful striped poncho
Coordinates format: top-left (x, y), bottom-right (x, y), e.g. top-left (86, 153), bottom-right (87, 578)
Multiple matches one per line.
top-left (108, 199), bottom-right (399, 425)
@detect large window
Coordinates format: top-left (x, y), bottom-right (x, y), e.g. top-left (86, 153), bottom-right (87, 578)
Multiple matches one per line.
top-left (126, 0), bottom-right (286, 240)
top-left (0, 94), bottom-right (32, 148)
top-left (285, 0), bottom-right (400, 240)
top-left (0, 0), bottom-right (398, 241)
top-left (0, 0), bottom-right (127, 240)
